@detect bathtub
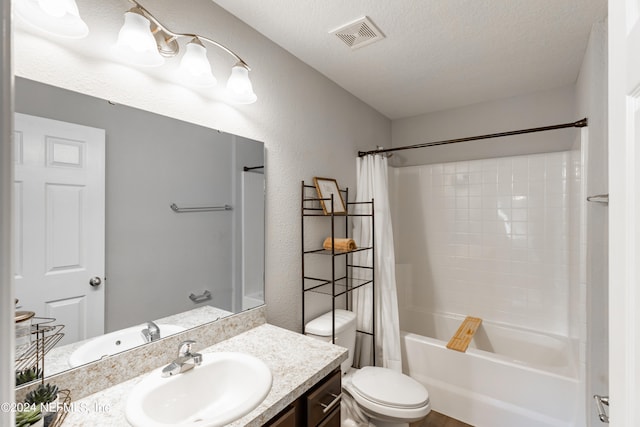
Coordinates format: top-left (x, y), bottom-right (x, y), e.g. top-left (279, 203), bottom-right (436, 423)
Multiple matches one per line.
top-left (401, 312), bottom-right (581, 427)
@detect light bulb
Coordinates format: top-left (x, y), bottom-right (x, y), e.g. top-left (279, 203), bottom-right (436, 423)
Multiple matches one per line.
top-left (226, 63), bottom-right (257, 104)
top-left (114, 10), bottom-right (164, 67)
top-left (15, 0), bottom-right (89, 38)
top-left (178, 38), bottom-right (217, 87)
top-left (38, 0), bottom-right (67, 18)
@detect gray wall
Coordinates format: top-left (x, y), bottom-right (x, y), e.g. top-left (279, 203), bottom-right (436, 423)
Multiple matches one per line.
top-left (391, 85), bottom-right (577, 166)
top-left (15, 77), bottom-right (253, 332)
top-left (14, 0), bottom-right (392, 334)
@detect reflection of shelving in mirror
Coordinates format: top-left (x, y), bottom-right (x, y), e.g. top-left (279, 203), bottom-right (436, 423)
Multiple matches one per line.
top-left (15, 317), bottom-right (65, 373)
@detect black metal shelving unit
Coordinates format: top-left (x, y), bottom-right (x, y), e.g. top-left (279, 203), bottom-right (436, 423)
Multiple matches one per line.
top-left (301, 181), bottom-right (376, 364)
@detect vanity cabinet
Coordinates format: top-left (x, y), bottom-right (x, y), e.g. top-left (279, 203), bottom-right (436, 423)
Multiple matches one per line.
top-left (266, 368), bottom-right (341, 427)
top-left (267, 404), bottom-right (298, 427)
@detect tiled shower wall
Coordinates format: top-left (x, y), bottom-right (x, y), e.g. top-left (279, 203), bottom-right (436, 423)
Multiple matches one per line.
top-left (391, 151), bottom-right (581, 336)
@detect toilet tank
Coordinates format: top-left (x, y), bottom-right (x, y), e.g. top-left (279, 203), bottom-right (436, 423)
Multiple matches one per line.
top-left (305, 309), bottom-right (356, 375)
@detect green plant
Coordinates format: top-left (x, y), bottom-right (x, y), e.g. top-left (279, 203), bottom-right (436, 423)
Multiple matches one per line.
top-left (15, 405), bottom-right (41, 427)
top-left (25, 383), bottom-right (59, 406)
top-left (15, 367), bottom-right (43, 386)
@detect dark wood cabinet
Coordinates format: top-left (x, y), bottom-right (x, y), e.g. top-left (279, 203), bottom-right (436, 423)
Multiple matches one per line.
top-left (316, 406), bottom-right (340, 427)
top-left (266, 368), bottom-right (341, 427)
top-left (306, 369), bottom-right (341, 426)
top-left (267, 404), bottom-right (298, 427)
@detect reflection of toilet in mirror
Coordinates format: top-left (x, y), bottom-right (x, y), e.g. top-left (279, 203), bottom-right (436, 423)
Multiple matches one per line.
top-left (305, 310), bottom-right (431, 427)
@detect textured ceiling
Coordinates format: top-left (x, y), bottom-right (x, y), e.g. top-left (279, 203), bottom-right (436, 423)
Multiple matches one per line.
top-left (212, 0), bottom-right (607, 119)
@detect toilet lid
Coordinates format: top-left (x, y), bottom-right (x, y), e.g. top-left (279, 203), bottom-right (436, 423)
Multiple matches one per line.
top-left (350, 367), bottom-right (429, 409)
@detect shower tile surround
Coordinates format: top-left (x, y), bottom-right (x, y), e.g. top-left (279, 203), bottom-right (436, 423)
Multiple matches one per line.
top-left (393, 151), bottom-right (582, 335)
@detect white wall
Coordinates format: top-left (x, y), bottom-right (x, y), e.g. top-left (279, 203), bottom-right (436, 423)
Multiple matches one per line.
top-left (0, 0), bottom-right (15, 425)
top-left (12, 0), bottom-right (391, 333)
top-left (392, 151), bottom-right (581, 335)
top-left (391, 85), bottom-right (576, 167)
top-left (576, 20), bottom-right (608, 427)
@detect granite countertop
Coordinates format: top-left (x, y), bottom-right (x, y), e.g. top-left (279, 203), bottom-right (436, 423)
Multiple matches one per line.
top-left (61, 324), bottom-right (347, 426)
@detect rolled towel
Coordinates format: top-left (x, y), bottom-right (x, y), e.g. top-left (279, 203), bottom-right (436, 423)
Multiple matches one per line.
top-left (323, 237), bottom-right (357, 252)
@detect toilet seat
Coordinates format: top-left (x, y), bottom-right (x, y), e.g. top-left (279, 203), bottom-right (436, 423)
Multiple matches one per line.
top-left (351, 367), bottom-right (429, 409)
top-left (344, 367), bottom-right (431, 422)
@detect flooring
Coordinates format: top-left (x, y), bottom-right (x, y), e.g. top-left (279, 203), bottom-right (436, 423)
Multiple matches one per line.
top-left (422, 410), bottom-right (474, 427)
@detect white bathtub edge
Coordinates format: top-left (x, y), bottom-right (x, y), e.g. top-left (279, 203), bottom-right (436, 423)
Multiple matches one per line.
top-left (420, 376), bottom-right (575, 427)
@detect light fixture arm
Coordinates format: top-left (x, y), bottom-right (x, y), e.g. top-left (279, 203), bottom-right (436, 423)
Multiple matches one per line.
top-left (126, 0), bottom-right (250, 70)
top-left (188, 35), bottom-right (250, 70)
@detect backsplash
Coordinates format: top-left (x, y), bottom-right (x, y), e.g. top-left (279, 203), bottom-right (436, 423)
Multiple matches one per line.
top-left (391, 151), bottom-right (581, 335)
top-left (15, 306), bottom-right (266, 402)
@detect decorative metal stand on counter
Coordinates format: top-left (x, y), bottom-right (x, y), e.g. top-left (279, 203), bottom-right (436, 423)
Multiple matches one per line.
top-left (15, 317), bottom-right (64, 374)
top-left (301, 181), bottom-right (376, 364)
top-left (15, 317), bottom-right (69, 427)
top-left (49, 389), bottom-right (72, 427)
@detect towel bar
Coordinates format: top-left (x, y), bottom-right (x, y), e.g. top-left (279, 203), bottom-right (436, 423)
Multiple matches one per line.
top-left (586, 194), bottom-right (608, 204)
top-left (189, 290), bottom-right (212, 303)
top-left (171, 203), bottom-right (232, 212)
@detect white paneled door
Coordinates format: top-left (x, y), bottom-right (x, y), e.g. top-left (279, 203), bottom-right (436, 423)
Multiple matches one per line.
top-left (13, 113), bottom-right (105, 345)
top-left (609, 1), bottom-right (640, 425)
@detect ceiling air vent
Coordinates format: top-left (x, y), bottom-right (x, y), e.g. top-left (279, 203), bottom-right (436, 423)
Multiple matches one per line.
top-left (330, 16), bottom-right (385, 50)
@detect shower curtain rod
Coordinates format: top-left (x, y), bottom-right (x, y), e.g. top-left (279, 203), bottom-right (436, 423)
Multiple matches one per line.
top-left (357, 118), bottom-right (588, 157)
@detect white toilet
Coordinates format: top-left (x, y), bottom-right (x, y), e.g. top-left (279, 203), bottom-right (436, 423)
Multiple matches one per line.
top-left (305, 309), bottom-right (431, 427)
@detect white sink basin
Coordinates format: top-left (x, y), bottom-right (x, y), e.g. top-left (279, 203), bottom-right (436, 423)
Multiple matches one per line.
top-left (68, 324), bottom-right (186, 367)
top-left (125, 352), bottom-right (272, 427)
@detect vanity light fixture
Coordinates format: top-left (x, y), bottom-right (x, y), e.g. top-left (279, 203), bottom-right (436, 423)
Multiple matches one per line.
top-left (227, 62), bottom-right (257, 104)
top-left (178, 38), bottom-right (217, 88)
top-left (114, 0), bottom-right (257, 103)
top-left (14, 0), bottom-right (89, 39)
top-left (114, 8), bottom-right (164, 67)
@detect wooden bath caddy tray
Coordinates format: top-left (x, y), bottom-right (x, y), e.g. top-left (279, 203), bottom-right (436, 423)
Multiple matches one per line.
top-left (446, 316), bottom-right (482, 352)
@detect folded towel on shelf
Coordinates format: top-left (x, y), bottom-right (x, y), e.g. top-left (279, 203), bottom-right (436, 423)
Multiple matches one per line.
top-left (323, 237), bottom-right (357, 252)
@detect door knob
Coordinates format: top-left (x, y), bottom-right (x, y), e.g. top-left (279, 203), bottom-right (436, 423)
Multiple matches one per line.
top-left (89, 276), bottom-right (102, 287)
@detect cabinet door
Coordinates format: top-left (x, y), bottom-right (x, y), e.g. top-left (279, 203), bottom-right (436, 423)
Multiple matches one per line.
top-left (317, 406), bottom-right (340, 427)
top-left (306, 369), bottom-right (341, 426)
top-left (266, 405), bottom-right (297, 427)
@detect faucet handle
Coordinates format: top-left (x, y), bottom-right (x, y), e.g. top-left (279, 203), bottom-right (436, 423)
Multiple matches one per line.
top-left (147, 320), bottom-right (160, 331)
top-left (178, 340), bottom-right (196, 357)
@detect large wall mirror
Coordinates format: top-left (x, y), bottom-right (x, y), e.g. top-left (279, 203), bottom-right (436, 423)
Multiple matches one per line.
top-left (14, 77), bottom-right (265, 379)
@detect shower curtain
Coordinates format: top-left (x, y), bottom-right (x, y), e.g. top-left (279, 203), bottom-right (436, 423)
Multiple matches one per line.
top-left (352, 154), bottom-right (402, 371)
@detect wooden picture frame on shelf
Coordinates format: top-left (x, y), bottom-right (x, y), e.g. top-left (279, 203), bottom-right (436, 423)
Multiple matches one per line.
top-left (313, 177), bottom-right (347, 215)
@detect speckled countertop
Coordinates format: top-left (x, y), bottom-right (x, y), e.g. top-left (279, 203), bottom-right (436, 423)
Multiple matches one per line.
top-left (60, 324), bottom-right (347, 426)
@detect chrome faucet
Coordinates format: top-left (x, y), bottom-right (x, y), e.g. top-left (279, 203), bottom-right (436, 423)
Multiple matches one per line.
top-left (161, 340), bottom-right (203, 377)
top-left (141, 321), bottom-right (161, 343)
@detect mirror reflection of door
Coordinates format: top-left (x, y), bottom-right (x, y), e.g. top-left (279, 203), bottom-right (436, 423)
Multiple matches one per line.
top-left (13, 113), bottom-right (105, 345)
